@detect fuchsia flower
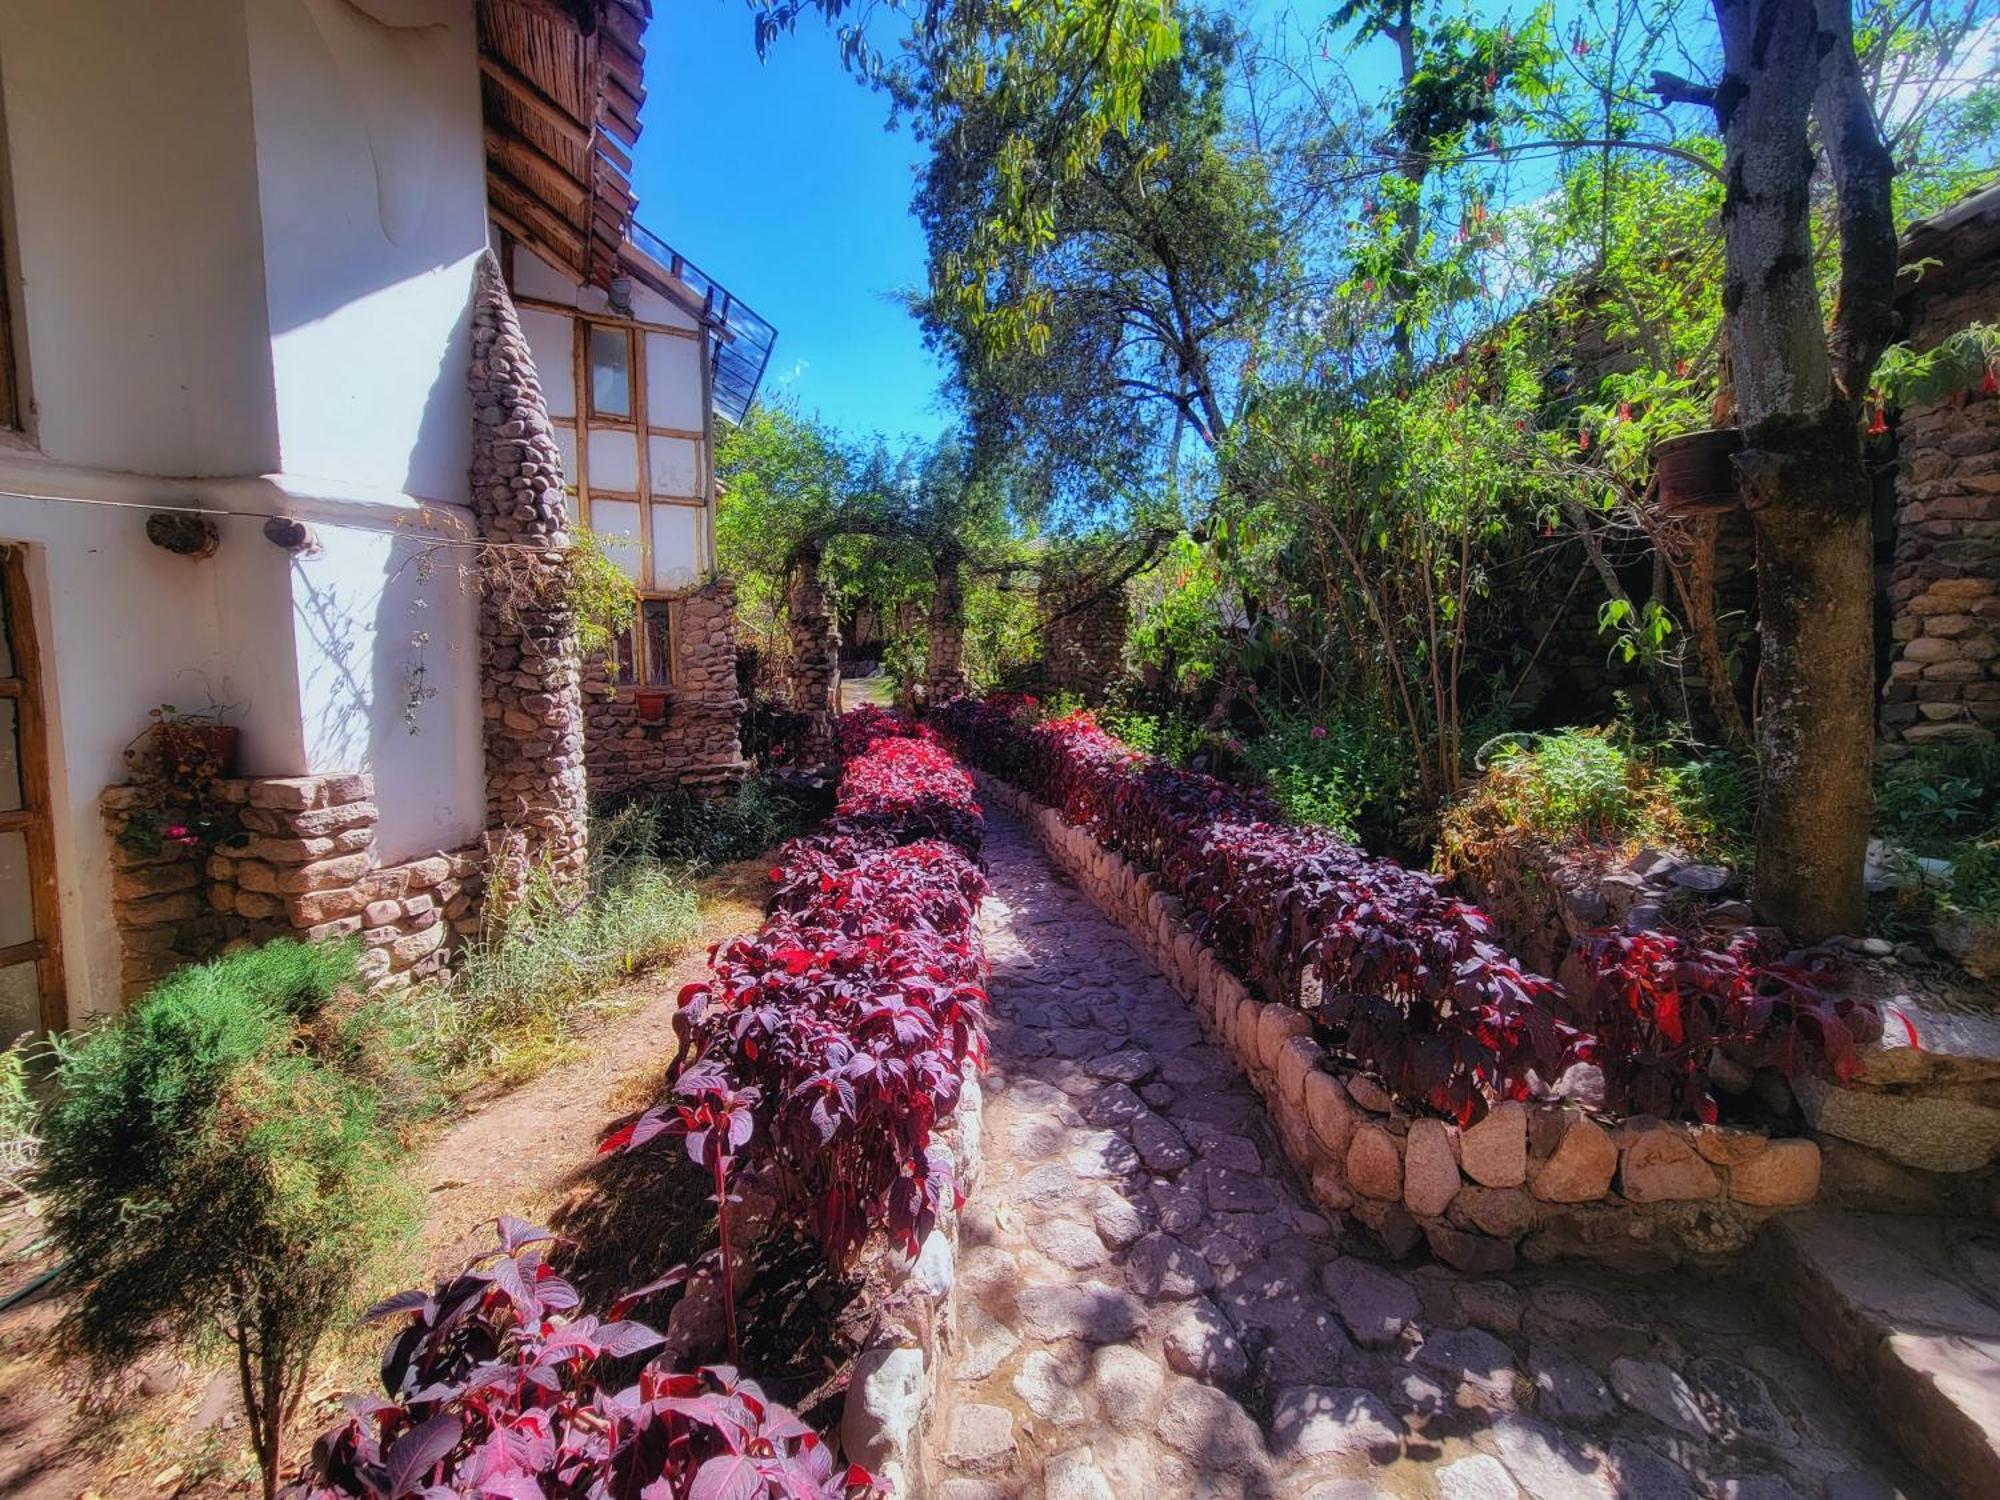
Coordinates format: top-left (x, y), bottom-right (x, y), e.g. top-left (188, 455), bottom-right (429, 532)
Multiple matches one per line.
top-left (1311, 725), bottom-right (1328, 740)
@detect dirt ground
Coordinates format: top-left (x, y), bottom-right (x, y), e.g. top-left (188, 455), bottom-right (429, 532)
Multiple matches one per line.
top-left (0, 854), bottom-right (774, 1500)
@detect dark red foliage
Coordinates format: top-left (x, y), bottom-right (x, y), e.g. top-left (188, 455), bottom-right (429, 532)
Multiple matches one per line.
top-left (1585, 929), bottom-right (1881, 1123)
top-left (614, 717), bottom-right (990, 1272)
top-left (290, 1221), bottom-right (869, 1499)
top-left (935, 698), bottom-right (1871, 1127)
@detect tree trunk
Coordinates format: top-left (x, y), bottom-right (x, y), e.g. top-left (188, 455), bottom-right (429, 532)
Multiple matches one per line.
top-left (1707, 0), bottom-right (1896, 941)
top-left (1738, 420), bottom-right (1876, 938)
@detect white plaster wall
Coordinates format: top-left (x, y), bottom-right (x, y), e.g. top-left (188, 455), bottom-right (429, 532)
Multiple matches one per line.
top-left (281, 509), bottom-right (485, 861)
top-left (245, 0), bottom-right (488, 504)
top-left (0, 0), bottom-right (278, 476)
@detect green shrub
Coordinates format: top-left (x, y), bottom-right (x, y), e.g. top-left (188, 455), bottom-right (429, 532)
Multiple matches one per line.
top-left (416, 863), bottom-right (701, 1084)
top-left (596, 778), bottom-right (805, 878)
top-left (1944, 831), bottom-right (2000, 918)
top-left (1876, 740), bottom-right (2000, 859)
top-left (1238, 707), bottom-right (1413, 845)
top-left (35, 940), bottom-right (416, 1499)
top-left (1100, 707), bottom-right (1207, 766)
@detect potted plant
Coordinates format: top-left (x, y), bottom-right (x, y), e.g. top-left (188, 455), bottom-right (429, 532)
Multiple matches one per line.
top-left (117, 701), bottom-right (245, 859)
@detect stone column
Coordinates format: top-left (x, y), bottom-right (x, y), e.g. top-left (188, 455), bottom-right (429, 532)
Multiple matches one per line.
top-left (926, 556), bottom-right (970, 705)
top-left (466, 253), bottom-right (589, 893)
top-left (787, 544), bottom-right (841, 761)
top-left (1038, 572), bottom-right (1130, 705)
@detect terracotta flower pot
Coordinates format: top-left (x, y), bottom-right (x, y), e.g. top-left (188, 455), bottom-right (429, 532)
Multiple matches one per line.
top-left (634, 688), bottom-right (670, 723)
top-left (1653, 427), bottom-right (1744, 515)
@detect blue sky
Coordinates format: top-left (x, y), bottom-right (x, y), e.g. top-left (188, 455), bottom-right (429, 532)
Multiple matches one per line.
top-left (631, 3), bottom-right (948, 444)
top-left (623, 2), bottom-right (1563, 446)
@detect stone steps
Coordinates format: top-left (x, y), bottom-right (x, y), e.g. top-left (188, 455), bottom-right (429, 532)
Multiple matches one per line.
top-left (1765, 1210), bottom-right (2000, 1500)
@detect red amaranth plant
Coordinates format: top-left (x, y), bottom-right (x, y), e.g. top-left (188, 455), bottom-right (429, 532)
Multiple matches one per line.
top-left (1586, 928), bottom-right (1881, 1122)
top-left (289, 1219), bottom-right (870, 1499)
top-left (612, 718), bottom-right (990, 1277)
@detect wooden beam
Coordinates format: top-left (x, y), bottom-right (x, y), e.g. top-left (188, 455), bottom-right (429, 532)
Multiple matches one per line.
top-left (598, 108), bottom-right (640, 150)
top-left (484, 122), bottom-right (587, 215)
top-left (489, 175), bottom-right (587, 268)
top-left (480, 51), bottom-right (591, 150)
top-left (594, 131), bottom-right (633, 175)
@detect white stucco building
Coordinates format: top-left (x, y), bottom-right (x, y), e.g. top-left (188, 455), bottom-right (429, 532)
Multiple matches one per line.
top-left (0, 0), bottom-right (769, 1032)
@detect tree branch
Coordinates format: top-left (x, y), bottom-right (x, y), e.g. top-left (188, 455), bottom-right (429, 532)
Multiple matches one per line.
top-left (1812, 0), bottom-right (1900, 403)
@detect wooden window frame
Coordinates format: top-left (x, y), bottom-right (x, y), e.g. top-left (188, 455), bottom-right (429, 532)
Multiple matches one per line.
top-left (0, 547), bottom-right (62, 1030)
top-left (584, 321), bottom-right (636, 425)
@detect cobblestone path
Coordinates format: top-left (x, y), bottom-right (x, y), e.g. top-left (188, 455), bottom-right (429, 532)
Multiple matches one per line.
top-left (933, 804), bottom-right (1928, 1500)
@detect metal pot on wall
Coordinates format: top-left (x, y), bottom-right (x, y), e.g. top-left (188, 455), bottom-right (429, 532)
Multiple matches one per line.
top-left (1653, 427), bottom-right (1745, 515)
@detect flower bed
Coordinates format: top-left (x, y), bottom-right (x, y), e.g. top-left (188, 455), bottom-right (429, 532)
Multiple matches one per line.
top-left (298, 711), bottom-right (990, 1497)
top-left (940, 696), bottom-right (1870, 1267)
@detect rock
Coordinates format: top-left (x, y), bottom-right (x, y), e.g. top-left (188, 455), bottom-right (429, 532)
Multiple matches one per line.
top-left (1162, 1296), bottom-right (1249, 1385)
top-left (1608, 1356), bottom-right (1713, 1438)
top-left (1087, 1048), bottom-right (1157, 1084)
top-left (1461, 1101), bottom-right (1529, 1187)
top-left (1044, 1447), bottom-right (1117, 1500)
top-left (1016, 1281), bottom-right (1149, 1343)
top-left (1347, 1074), bottom-right (1393, 1112)
top-left (1093, 1344), bottom-right (1167, 1427)
top-left (1149, 1178), bottom-right (1207, 1235)
top-left (1304, 1066), bottom-right (1359, 1156)
top-left (1127, 1231), bottom-right (1214, 1300)
top-left (1457, 1279), bottom-right (1524, 1336)
top-left (1068, 1129), bottom-right (1142, 1179)
top-left (1414, 1326), bottom-right (1519, 1409)
top-left (1728, 1138), bottom-right (1822, 1206)
top-left (1690, 1125), bottom-right (1768, 1165)
top-left (1019, 1162), bottom-right (1079, 1207)
top-left (1271, 1385), bottom-right (1403, 1462)
top-left (1550, 1062), bottom-right (1607, 1109)
top-left (1671, 863), bottom-right (1733, 893)
top-left (956, 1306), bottom-right (1021, 1381)
top-left (1014, 1348), bottom-right (1089, 1427)
top-left (944, 1403), bottom-right (1018, 1474)
top-left (1348, 1124), bottom-right (1403, 1200)
top-left (1455, 1185), bottom-right (1539, 1239)
top-left (1093, 1188), bottom-right (1151, 1249)
top-left (1082, 1082), bottom-right (1147, 1127)
top-left (1529, 1341), bottom-right (1616, 1421)
top-left (1426, 1222), bottom-right (1517, 1274)
top-left (1477, 1416), bottom-right (1617, 1500)
top-left (1323, 1259), bottom-right (1419, 1348)
top-left (1153, 1380), bottom-right (1266, 1470)
top-left (1030, 1219), bottom-right (1109, 1270)
top-left (1204, 1165), bottom-right (1283, 1213)
top-left (1688, 1356), bottom-right (1792, 1444)
top-left (1793, 1073), bottom-right (2000, 1173)
top-left (1607, 1438), bottom-right (1702, 1500)
top-left (1620, 1126), bottom-right (1721, 1203)
top-left (1437, 1455), bottom-right (1522, 1500)
top-left (1858, 936), bottom-right (1895, 958)
top-left (1131, 1110), bottom-right (1193, 1172)
top-left (1404, 1118), bottom-right (1461, 1217)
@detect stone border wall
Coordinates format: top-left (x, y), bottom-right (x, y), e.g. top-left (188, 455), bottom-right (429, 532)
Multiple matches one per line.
top-left (841, 1072), bottom-right (984, 1497)
top-left (103, 772), bottom-right (484, 1003)
top-left (583, 577), bottom-right (752, 800)
top-left (977, 771), bottom-right (1823, 1271)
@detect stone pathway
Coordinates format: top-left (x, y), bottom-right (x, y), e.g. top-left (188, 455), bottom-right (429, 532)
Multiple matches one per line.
top-left (932, 804), bottom-right (1934, 1500)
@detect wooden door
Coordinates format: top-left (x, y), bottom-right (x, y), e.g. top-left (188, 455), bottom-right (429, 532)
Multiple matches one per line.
top-left (0, 546), bottom-right (60, 1038)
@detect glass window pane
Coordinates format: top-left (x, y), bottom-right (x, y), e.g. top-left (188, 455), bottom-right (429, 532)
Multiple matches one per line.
top-left (650, 504), bottom-right (704, 591)
top-left (0, 961), bottom-right (36, 1042)
top-left (589, 326), bottom-right (631, 418)
top-left (0, 830), bottom-right (34, 949)
top-left (642, 599), bottom-right (673, 687)
top-left (590, 500), bottom-right (643, 582)
top-left (0, 698), bottom-right (21, 814)
top-left (614, 623), bottom-right (637, 687)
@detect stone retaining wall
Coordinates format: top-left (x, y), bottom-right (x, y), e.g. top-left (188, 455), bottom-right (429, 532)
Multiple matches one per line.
top-left (977, 771), bottom-right (1823, 1271)
top-left (841, 1072), bottom-right (984, 1496)
top-left (103, 772), bottom-right (484, 1003)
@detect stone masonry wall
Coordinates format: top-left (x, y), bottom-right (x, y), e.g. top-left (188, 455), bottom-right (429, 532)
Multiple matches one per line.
top-left (787, 550), bottom-right (841, 762)
top-left (584, 576), bottom-right (752, 800)
top-left (102, 773), bottom-right (484, 1003)
top-left (1881, 388), bottom-right (2000, 749)
top-left (979, 770), bottom-right (1826, 1271)
top-left (1039, 577), bottom-right (1128, 705)
top-left (468, 252), bottom-right (590, 892)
